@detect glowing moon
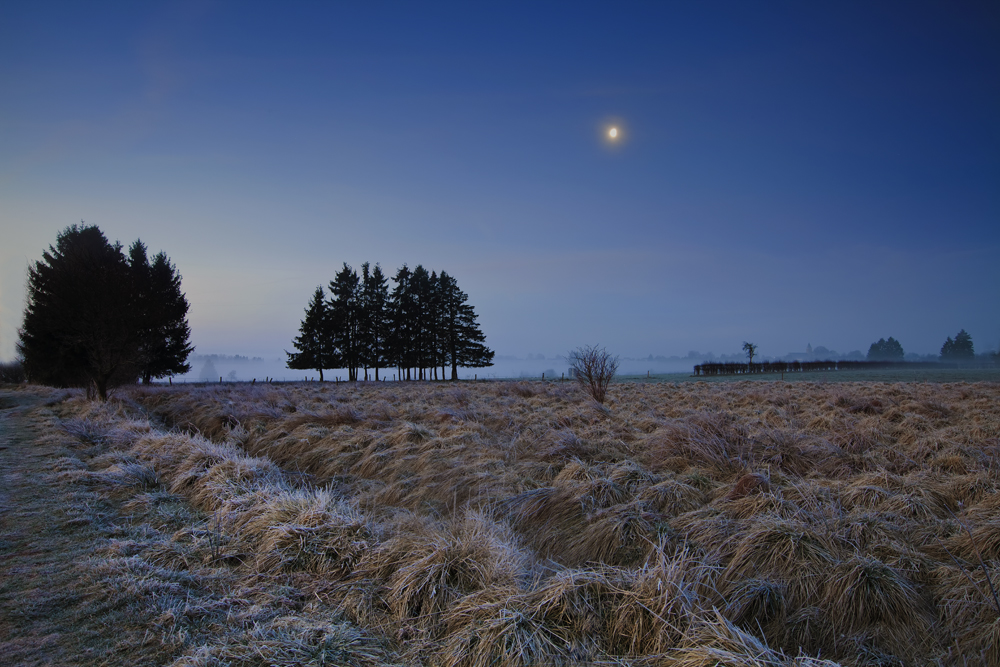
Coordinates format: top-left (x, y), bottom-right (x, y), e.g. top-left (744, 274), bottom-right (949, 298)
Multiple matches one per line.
top-left (609, 127), bottom-right (618, 139)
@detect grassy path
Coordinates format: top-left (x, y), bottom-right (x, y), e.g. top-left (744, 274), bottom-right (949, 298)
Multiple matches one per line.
top-left (0, 391), bottom-right (171, 666)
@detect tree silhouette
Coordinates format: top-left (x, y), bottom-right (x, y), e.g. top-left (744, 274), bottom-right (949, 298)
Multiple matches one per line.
top-left (742, 341), bottom-right (758, 364)
top-left (129, 241), bottom-right (193, 383)
top-left (867, 337), bottom-right (904, 361)
top-left (439, 271), bottom-right (494, 379)
top-left (941, 329), bottom-right (974, 360)
top-left (291, 261), bottom-right (493, 382)
top-left (389, 265), bottom-right (416, 380)
top-left (410, 265), bottom-right (433, 379)
top-left (330, 264), bottom-right (362, 381)
top-left (286, 286), bottom-right (337, 381)
top-left (18, 224), bottom-right (192, 400)
top-left (360, 262), bottom-right (390, 381)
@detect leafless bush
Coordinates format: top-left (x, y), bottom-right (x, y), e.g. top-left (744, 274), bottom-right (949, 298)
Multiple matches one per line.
top-left (568, 345), bottom-right (619, 404)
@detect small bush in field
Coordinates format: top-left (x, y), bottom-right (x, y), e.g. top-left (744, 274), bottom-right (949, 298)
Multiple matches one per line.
top-left (568, 345), bottom-right (619, 404)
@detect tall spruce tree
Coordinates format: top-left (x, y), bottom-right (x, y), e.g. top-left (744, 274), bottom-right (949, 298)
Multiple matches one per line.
top-left (330, 264), bottom-right (362, 381)
top-left (438, 270), bottom-right (494, 380)
top-left (389, 265), bottom-right (415, 380)
top-left (409, 265), bottom-right (432, 379)
top-left (287, 286), bottom-right (337, 380)
top-left (129, 241), bottom-right (193, 383)
top-left (360, 262), bottom-right (390, 380)
top-left (428, 271), bottom-right (445, 380)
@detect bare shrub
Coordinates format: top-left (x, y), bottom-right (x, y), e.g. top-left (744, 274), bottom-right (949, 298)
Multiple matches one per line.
top-left (568, 345), bottom-right (619, 404)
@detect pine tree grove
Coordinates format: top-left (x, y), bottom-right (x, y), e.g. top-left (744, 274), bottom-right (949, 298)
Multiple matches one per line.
top-left (286, 263), bottom-right (494, 380)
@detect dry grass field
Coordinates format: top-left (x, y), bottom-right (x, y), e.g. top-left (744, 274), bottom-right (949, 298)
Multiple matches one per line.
top-left (4, 379), bottom-right (999, 666)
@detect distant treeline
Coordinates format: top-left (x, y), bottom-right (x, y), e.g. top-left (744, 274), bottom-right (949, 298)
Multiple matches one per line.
top-left (191, 354), bottom-right (265, 363)
top-left (693, 360), bottom-right (965, 376)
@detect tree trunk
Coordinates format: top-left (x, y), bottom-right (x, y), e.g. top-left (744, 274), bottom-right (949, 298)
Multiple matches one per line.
top-left (96, 377), bottom-right (109, 401)
top-left (319, 368), bottom-right (324, 382)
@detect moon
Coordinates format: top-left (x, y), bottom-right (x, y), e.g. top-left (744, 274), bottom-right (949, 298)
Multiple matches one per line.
top-left (608, 127), bottom-right (618, 139)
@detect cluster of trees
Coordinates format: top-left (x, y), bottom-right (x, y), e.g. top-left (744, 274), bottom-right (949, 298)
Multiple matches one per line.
top-left (865, 331), bottom-right (987, 362)
top-left (17, 224), bottom-right (192, 400)
top-left (693, 360), bottom-right (942, 376)
top-left (287, 263), bottom-right (493, 381)
top-left (940, 329), bottom-right (974, 360)
top-left (867, 337), bottom-right (904, 361)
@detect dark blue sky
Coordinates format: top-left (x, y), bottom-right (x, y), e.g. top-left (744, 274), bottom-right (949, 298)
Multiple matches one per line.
top-left (2, 1), bottom-right (998, 363)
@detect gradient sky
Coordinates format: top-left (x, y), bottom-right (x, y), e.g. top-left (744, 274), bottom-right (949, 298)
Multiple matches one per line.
top-left (2, 1), bottom-right (998, 366)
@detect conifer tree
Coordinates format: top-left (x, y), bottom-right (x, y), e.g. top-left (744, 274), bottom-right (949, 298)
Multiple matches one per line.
top-left (389, 265), bottom-right (415, 380)
top-left (286, 286), bottom-right (337, 380)
top-left (438, 270), bottom-right (494, 380)
top-left (330, 264), bottom-right (362, 381)
top-left (129, 241), bottom-right (193, 383)
top-left (428, 271), bottom-right (445, 380)
top-left (867, 336), bottom-right (904, 361)
top-left (360, 262), bottom-right (390, 380)
top-left (941, 329), bottom-right (974, 360)
top-left (409, 265), bottom-right (432, 379)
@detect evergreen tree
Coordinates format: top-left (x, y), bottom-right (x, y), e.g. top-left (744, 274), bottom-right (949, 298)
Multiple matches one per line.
top-left (428, 271), bottom-right (446, 380)
top-left (438, 271), bottom-right (494, 380)
top-left (941, 329), bottom-right (974, 360)
top-left (360, 262), bottom-right (390, 381)
top-left (129, 241), bottom-right (193, 383)
top-left (330, 264), bottom-right (362, 381)
top-left (867, 337), bottom-right (904, 361)
top-left (286, 286), bottom-right (337, 380)
top-left (389, 265), bottom-right (415, 380)
top-left (410, 265), bottom-right (432, 379)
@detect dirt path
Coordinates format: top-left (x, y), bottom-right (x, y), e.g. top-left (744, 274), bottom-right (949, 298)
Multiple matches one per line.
top-left (0, 390), bottom-right (174, 666)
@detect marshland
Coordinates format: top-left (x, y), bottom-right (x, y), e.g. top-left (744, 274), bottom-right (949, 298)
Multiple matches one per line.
top-left (2, 379), bottom-right (998, 666)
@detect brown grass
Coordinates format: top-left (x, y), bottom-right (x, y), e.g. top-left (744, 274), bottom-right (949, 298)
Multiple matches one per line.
top-left (8, 378), bottom-right (1000, 665)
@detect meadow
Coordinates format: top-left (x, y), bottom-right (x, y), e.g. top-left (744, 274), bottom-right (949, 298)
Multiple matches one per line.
top-left (6, 378), bottom-right (999, 666)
